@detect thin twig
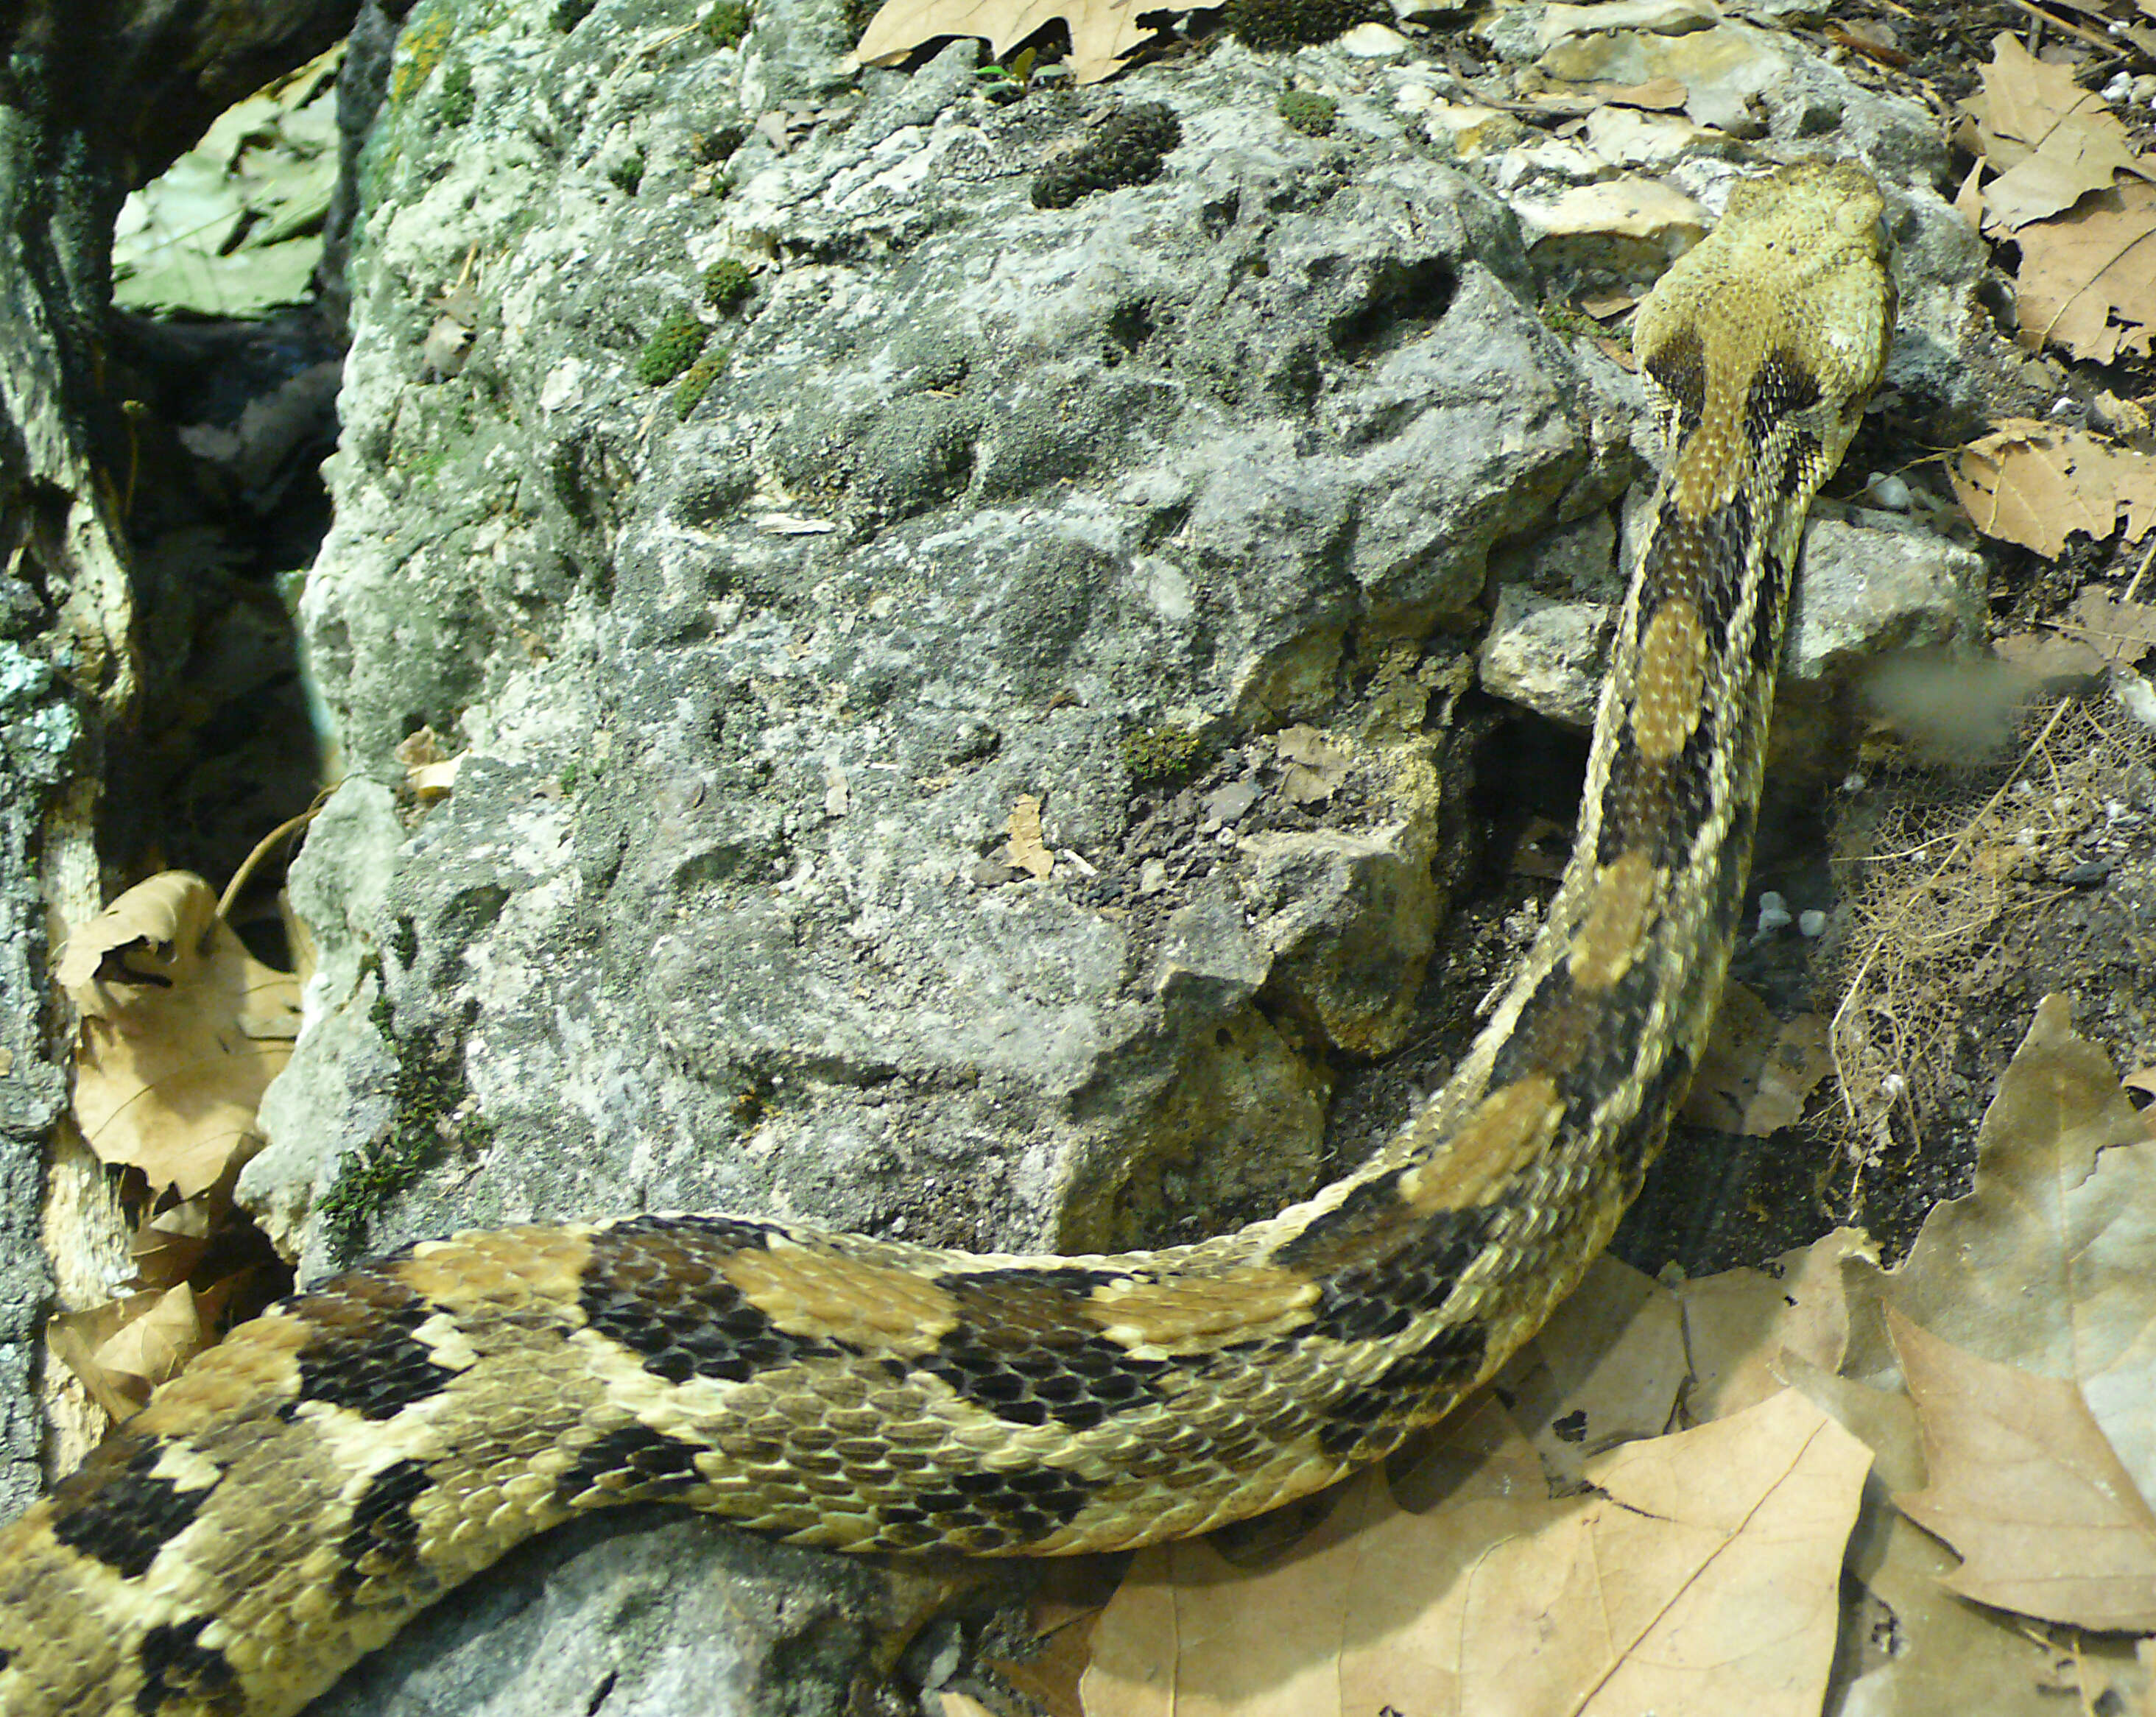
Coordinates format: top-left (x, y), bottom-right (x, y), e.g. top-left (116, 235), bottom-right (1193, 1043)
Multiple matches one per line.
top-left (216, 801), bottom-right (326, 922)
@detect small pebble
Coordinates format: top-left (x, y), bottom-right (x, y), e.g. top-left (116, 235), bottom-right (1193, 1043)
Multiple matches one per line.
top-left (1798, 909), bottom-right (1827, 938)
top-left (1863, 472), bottom-right (1911, 510)
top-left (1755, 890), bottom-right (1792, 934)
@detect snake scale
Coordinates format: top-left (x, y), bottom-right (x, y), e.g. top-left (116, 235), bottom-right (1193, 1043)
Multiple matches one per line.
top-left (0, 158), bottom-right (1892, 1716)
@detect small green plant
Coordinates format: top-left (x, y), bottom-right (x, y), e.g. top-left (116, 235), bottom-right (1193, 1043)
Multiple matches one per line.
top-left (1277, 90), bottom-right (1336, 136)
top-left (672, 348), bottom-right (729, 418)
top-left (608, 148), bottom-right (646, 194)
top-left (976, 46), bottom-right (1038, 91)
top-left (702, 258), bottom-right (754, 311)
top-left (1122, 723), bottom-right (1211, 787)
top-left (704, 0), bottom-right (750, 44)
top-left (636, 311), bottom-right (709, 385)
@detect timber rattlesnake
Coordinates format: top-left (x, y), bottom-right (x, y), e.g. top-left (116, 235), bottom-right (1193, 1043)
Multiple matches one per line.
top-left (0, 158), bottom-right (1894, 1717)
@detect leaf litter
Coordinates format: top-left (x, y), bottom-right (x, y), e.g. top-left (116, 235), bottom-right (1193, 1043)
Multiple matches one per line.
top-left (52, 869), bottom-right (301, 1422)
top-left (968, 998), bottom-right (2156, 1716)
top-left (1943, 34), bottom-right (2156, 568)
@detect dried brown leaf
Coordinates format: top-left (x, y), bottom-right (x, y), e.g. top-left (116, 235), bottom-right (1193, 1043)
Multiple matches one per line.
top-left (1493, 1253), bottom-right (1685, 1483)
top-left (1683, 981), bottom-right (1831, 1135)
top-left (1272, 725), bottom-right (1350, 805)
top-left (130, 1191), bottom-right (221, 1287)
top-left (1677, 1227), bottom-right (1874, 1422)
top-left (49, 1283), bottom-right (224, 1415)
top-left (1883, 995), bottom-right (2156, 1502)
top-left (2010, 182), bottom-right (2156, 363)
top-left (1005, 794), bottom-right (1054, 880)
top-left (59, 870), bottom-right (301, 1197)
top-left (1962, 34), bottom-right (2121, 170)
top-left (1983, 124), bottom-right (2149, 230)
top-left (94, 1282), bottom-right (212, 1400)
top-left (1891, 1310), bottom-right (2156, 1631)
top-left (853, 0), bottom-right (1154, 85)
top-left (1080, 1390), bottom-right (1867, 1717)
top-left (1951, 419), bottom-right (2156, 554)
top-left (2062, 585), bottom-right (2156, 667)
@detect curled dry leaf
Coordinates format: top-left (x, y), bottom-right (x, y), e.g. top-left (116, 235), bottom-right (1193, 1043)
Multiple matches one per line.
top-left (47, 1282), bottom-right (225, 1417)
top-left (395, 723), bottom-right (465, 797)
top-left (60, 870), bottom-right (301, 1198)
top-left (131, 1192), bottom-right (221, 1288)
top-left (1272, 725), bottom-right (1351, 805)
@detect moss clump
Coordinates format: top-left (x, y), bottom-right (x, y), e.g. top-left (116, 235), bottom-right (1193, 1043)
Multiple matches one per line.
top-left (1033, 103), bottom-right (1183, 210)
top-left (608, 149), bottom-right (646, 194)
top-left (672, 348), bottom-right (729, 418)
top-left (693, 122), bottom-right (750, 166)
top-left (704, 0), bottom-right (750, 44)
top-left (1122, 723), bottom-right (1211, 786)
top-left (1278, 90), bottom-right (1337, 135)
top-left (437, 60), bottom-right (475, 127)
top-left (702, 258), bottom-right (755, 311)
top-left (1224, 0), bottom-right (1372, 52)
top-left (635, 311), bottom-right (709, 385)
top-left (319, 995), bottom-right (483, 1262)
top-left (1538, 301), bottom-right (1599, 341)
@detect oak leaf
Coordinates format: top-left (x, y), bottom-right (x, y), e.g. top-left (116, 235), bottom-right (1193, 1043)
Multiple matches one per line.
top-left (1891, 1309), bottom-right (2156, 1631)
top-left (60, 870), bottom-right (301, 1197)
top-left (2009, 182), bottom-right (2156, 363)
top-left (1883, 995), bottom-right (2156, 1503)
top-left (1959, 35), bottom-right (2153, 231)
top-left (1951, 419), bottom-right (2156, 554)
top-left (1081, 1389), bottom-right (1868, 1717)
top-left (853, 0), bottom-right (1155, 86)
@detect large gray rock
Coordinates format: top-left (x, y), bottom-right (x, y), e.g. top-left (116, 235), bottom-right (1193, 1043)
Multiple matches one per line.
top-left (249, 0), bottom-right (1977, 1705)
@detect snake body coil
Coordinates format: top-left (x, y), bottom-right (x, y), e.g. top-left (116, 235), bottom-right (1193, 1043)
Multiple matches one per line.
top-left (0, 161), bottom-right (1892, 1717)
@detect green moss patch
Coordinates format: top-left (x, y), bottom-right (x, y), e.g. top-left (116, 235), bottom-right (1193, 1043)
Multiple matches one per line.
top-left (635, 311), bottom-right (710, 385)
top-left (1278, 90), bottom-right (1338, 135)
